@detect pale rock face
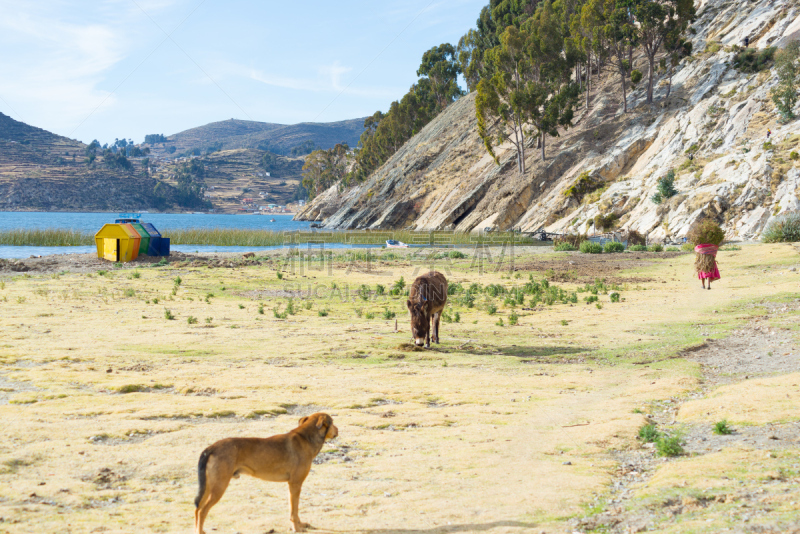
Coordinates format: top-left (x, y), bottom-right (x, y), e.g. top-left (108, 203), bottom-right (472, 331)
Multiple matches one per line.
top-left (296, 0), bottom-right (800, 242)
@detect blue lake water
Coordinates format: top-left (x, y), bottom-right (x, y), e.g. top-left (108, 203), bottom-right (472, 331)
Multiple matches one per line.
top-left (0, 211), bottom-right (313, 233)
top-left (0, 212), bottom-right (373, 259)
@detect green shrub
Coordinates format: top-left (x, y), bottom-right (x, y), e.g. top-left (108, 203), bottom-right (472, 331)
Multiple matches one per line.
top-left (554, 242), bottom-right (577, 251)
top-left (594, 213), bottom-right (619, 231)
top-left (453, 311), bottom-right (460, 323)
top-left (124, 288), bottom-right (135, 297)
top-left (318, 308), bottom-right (329, 317)
top-left (164, 309), bottom-right (175, 320)
top-left (382, 308), bottom-right (396, 320)
top-left (496, 318), bottom-right (504, 327)
top-left (276, 271), bottom-right (283, 280)
top-left (630, 69), bottom-right (643, 85)
top-left (713, 420), bottom-right (733, 435)
top-left (365, 311), bottom-right (375, 320)
top-left (579, 241), bottom-right (603, 254)
top-left (651, 169), bottom-right (677, 204)
top-left (173, 276), bottom-right (182, 286)
top-left (486, 303), bottom-right (498, 315)
top-left (375, 284), bottom-right (385, 296)
top-left (354, 308), bottom-right (363, 318)
top-left (449, 250), bottom-right (467, 259)
top-left (687, 218), bottom-right (725, 246)
top-left (790, 151), bottom-right (799, 160)
top-left (130, 271), bottom-right (141, 279)
top-left (628, 244), bottom-right (647, 251)
top-left (732, 46), bottom-right (776, 73)
top-left (648, 244), bottom-right (664, 252)
top-left (603, 241), bottom-right (625, 253)
top-left (187, 316), bottom-right (198, 325)
top-left (509, 310), bottom-right (519, 325)
top-left (762, 212), bottom-right (800, 243)
top-left (553, 233), bottom-right (587, 248)
top-left (656, 436), bottom-right (684, 457)
top-left (610, 292), bottom-right (620, 303)
top-left (638, 424), bottom-right (660, 443)
top-left (258, 304), bottom-right (265, 315)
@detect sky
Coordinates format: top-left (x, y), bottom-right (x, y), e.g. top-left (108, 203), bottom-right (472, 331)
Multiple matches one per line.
top-left (0, 0), bottom-right (486, 146)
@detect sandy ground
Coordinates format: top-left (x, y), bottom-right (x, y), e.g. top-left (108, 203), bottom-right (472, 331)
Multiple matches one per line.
top-left (0, 243), bottom-right (799, 534)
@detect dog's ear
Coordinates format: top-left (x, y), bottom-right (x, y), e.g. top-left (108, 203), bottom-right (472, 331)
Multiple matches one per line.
top-left (316, 415), bottom-right (325, 428)
top-left (299, 416), bottom-right (309, 426)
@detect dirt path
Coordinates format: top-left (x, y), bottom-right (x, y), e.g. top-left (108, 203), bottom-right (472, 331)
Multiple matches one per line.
top-left (573, 299), bottom-right (800, 534)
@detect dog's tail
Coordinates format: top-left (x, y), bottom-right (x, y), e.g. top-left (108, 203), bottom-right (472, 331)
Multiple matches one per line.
top-left (195, 448), bottom-right (213, 508)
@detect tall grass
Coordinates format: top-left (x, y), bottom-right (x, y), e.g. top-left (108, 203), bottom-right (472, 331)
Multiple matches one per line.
top-left (0, 227), bottom-right (545, 247)
top-left (762, 212), bottom-right (800, 243)
top-left (0, 229), bottom-right (93, 246)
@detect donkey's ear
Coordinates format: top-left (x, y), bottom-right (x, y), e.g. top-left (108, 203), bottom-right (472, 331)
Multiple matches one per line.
top-left (406, 299), bottom-right (412, 310)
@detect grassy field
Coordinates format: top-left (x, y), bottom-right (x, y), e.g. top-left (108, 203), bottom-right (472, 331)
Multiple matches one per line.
top-left (0, 243), bottom-right (798, 533)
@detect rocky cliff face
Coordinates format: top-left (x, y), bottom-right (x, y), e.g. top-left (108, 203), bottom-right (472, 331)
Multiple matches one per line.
top-left (296, 0), bottom-right (800, 241)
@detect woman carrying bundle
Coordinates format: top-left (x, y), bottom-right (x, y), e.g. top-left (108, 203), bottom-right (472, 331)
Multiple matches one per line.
top-left (694, 243), bottom-right (720, 290)
top-left (687, 219), bottom-right (725, 291)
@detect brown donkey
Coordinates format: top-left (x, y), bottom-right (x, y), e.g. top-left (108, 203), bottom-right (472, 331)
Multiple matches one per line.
top-left (407, 271), bottom-right (448, 347)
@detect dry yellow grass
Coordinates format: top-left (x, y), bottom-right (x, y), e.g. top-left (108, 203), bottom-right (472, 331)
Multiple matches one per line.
top-left (0, 243), bottom-right (798, 533)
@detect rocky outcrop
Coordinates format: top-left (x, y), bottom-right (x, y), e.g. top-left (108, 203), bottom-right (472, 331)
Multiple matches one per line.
top-left (297, 0), bottom-right (800, 241)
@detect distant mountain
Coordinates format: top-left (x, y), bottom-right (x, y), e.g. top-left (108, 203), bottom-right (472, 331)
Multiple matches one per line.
top-left (0, 112), bottom-right (207, 212)
top-left (145, 117), bottom-right (366, 157)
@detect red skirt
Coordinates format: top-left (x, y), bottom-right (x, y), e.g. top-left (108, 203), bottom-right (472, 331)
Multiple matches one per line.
top-left (698, 266), bottom-right (721, 281)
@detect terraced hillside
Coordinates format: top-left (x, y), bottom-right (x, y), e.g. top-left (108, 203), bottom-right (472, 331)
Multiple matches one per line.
top-left (0, 113), bottom-right (207, 212)
top-left (144, 116), bottom-right (364, 158)
top-left (154, 149), bottom-right (304, 212)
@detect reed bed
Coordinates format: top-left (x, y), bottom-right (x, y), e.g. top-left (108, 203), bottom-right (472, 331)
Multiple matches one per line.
top-left (0, 228), bottom-right (93, 246)
top-left (0, 227), bottom-right (541, 247)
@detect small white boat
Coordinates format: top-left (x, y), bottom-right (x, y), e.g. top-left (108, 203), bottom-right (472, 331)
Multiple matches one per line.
top-left (386, 239), bottom-right (409, 248)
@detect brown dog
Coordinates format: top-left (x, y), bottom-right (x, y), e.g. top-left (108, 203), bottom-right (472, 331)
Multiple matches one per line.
top-left (194, 413), bottom-right (338, 534)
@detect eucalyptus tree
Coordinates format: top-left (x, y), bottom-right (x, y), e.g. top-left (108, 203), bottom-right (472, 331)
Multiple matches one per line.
top-left (600, 0), bottom-right (637, 112)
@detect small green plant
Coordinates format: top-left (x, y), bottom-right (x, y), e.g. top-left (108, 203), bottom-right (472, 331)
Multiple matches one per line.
top-left (579, 241), bottom-right (603, 254)
top-left (509, 310), bottom-right (519, 325)
top-left (449, 250), bottom-right (467, 259)
top-left (129, 270), bottom-right (141, 279)
top-left (153, 258), bottom-right (168, 267)
top-left (496, 317), bottom-right (504, 327)
top-left (584, 295), bottom-right (598, 304)
top-left (276, 271), bottom-right (283, 280)
top-left (16, 296), bottom-right (26, 304)
top-left (487, 303), bottom-right (498, 315)
top-left (763, 140), bottom-right (774, 151)
top-left (651, 169), bottom-right (678, 204)
top-left (595, 302), bottom-right (603, 309)
top-left (97, 270), bottom-right (108, 276)
top-left (152, 297), bottom-right (159, 304)
top-left (164, 309), bottom-right (175, 320)
top-left (713, 420), bottom-right (733, 435)
top-left (382, 308), bottom-right (396, 320)
top-left (628, 244), bottom-right (647, 251)
top-left (648, 244), bottom-right (664, 252)
top-left (205, 317), bottom-right (213, 324)
top-left (453, 311), bottom-right (460, 323)
top-left (365, 311), bottom-right (375, 320)
top-left (610, 292), bottom-right (620, 303)
top-left (603, 241), bottom-right (625, 253)
top-left (560, 319), bottom-right (569, 326)
top-left (238, 304), bottom-right (245, 309)
top-left (554, 242), bottom-right (577, 252)
top-left (173, 276), bottom-right (182, 286)
top-left (375, 284), bottom-right (385, 296)
top-left (285, 299), bottom-right (296, 315)
top-left (656, 435), bottom-right (684, 457)
top-left (732, 46), bottom-right (776, 73)
top-left (258, 304), bottom-right (265, 315)
top-left (354, 307), bottom-right (363, 318)
top-left (187, 316), bottom-right (198, 325)
top-left (116, 384), bottom-right (146, 394)
top-left (273, 307), bottom-right (286, 319)
top-left (318, 308), bottom-right (329, 317)
top-left (303, 301), bottom-right (313, 310)
top-left (124, 288), bottom-right (135, 297)
top-left (790, 151), bottom-right (799, 161)
top-left (358, 284), bottom-right (371, 301)
top-left (638, 424), bottom-right (660, 443)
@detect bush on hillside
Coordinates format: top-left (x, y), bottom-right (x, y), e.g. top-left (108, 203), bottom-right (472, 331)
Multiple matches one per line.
top-left (628, 244), bottom-right (648, 251)
top-left (687, 219), bottom-right (725, 246)
top-left (648, 243), bottom-right (664, 252)
top-left (732, 46), bottom-right (776, 73)
top-left (579, 240), bottom-right (603, 254)
top-left (762, 212), bottom-right (800, 243)
top-left (651, 169), bottom-right (678, 204)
